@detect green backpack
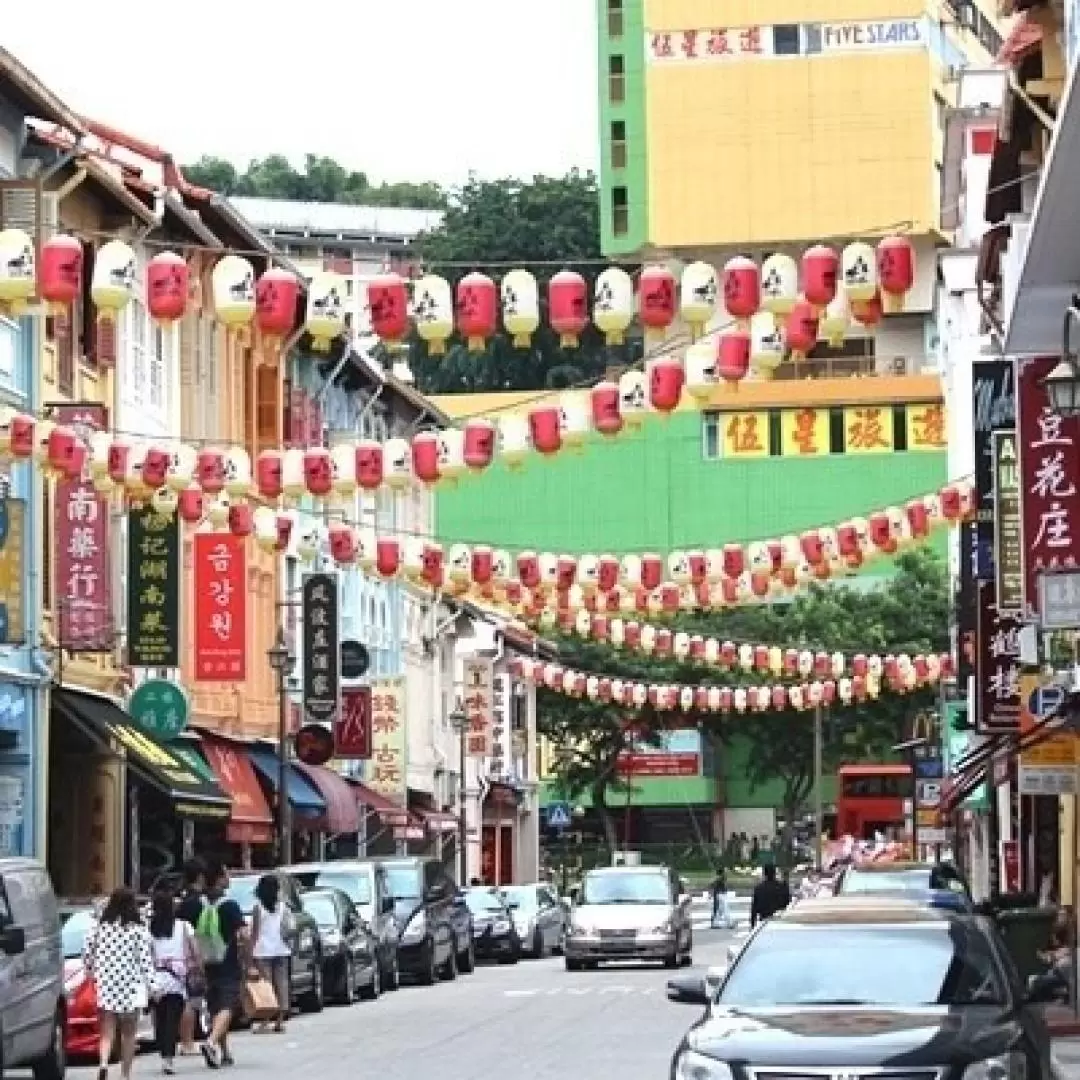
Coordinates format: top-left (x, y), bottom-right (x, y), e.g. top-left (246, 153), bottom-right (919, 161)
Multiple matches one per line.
top-left (195, 899), bottom-right (228, 965)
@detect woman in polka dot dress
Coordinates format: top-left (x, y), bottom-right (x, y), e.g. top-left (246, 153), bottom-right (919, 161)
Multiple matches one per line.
top-left (83, 887), bottom-right (156, 1080)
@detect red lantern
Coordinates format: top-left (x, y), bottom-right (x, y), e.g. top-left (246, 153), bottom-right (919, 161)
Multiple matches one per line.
top-left (940, 652), bottom-right (955, 677)
top-left (517, 552), bottom-right (540, 589)
top-left (722, 257), bottom-right (760, 321)
top-left (228, 502), bottom-right (253, 537)
top-left (814, 652), bottom-right (830, 677)
top-left (638, 265), bottom-right (677, 337)
top-left (754, 645), bottom-right (770, 672)
top-left (146, 251), bottom-right (189, 324)
top-left (687, 553), bottom-right (707, 585)
top-left (141, 445), bottom-right (170, 489)
top-left (39, 234), bottom-right (83, 309)
top-left (640, 554), bottom-right (663, 591)
top-left (624, 622), bottom-right (642, 650)
top-left (598, 678), bottom-right (613, 702)
top-left (328, 523), bottom-right (358, 564)
top-left (869, 511), bottom-right (895, 552)
top-left (653, 628), bottom-right (672, 655)
top-left (376, 537), bottom-right (401, 579)
top-left (65, 441), bottom-right (87, 480)
top-left (914, 654), bottom-right (929, 683)
top-left (784, 649), bottom-right (799, 675)
top-left (876, 235), bottom-right (915, 312)
top-left (771, 686), bottom-right (788, 710)
top-left (275, 513), bottom-right (293, 551)
top-left (366, 273), bottom-right (409, 343)
top-left (906, 498), bottom-right (930, 537)
top-left (548, 270), bottom-right (589, 348)
top-left (716, 329), bottom-right (750, 384)
top-left (852, 676), bottom-right (867, 701)
top-left (8, 414), bottom-right (33, 459)
top-left (689, 635), bottom-right (706, 660)
top-left (471, 547), bottom-right (493, 585)
top-left (303, 448), bottom-right (333, 497)
top-left (939, 484), bottom-right (962, 521)
top-left (463, 419), bottom-right (496, 471)
top-left (590, 382), bottom-right (623, 436)
top-left (47, 426), bottom-right (77, 475)
top-left (355, 440), bottom-right (384, 491)
top-left (528, 406), bottom-right (562, 456)
top-left (107, 441), bottom-right (129, 486)
top-left (597, 556), bottom-right (619, 593)
top-left (694, 687), bottom-right (709, 711)
top-left (591, 616), bottom-right (611, 642)
top-left (801, 245), bottom-right (839, 309)
top-left (659, 584), bottom-right (680, 615)
top-left (837, 524), bottom-right (859, 558)
top-left (722, 544), bottom-right (745, 580)
top-left (177, 485), bottom-right (204, 523)
top-left (196, 448), bottom-right (226, 494)
top-left (649, 358), bottom-right (684, 413)
top-left (256, 449), bottom-right (284, 501)
top-left (822, 680), bottom-right (837, 704)
top-left (411, 431), bottom-right (441, 485)
top-left (455, 272), bottom-right (498, 351)
top-left (784, 299), bottom-right (819, 358)
top-left (853, 654), bottom-right (868, 677)
top-left (851, 293), bottom-right (882, 327)
top-left (719, 688), bottom-right (734, 712)
top-left (255, 268), bottom-right (300, 340)
top-left (556, 555), bottom-right (577, 591)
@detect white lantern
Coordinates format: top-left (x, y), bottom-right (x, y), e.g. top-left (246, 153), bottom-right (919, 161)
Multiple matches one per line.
top-left (491, 549), bottom-right (513, 585)
top-left (620, 555), bottom-right (642, 587)
top-left (437, 427), bottom-right (467, 483)
top-left (304, 270), bottom-right (347, 350)
top-left (211, 255), bottom-right (256, 328)
top-left (750, 311), bottom-right (783, 378)
top-left (684, 339), bottom-right (718, 401)
top-left (618, 370), bottom-right (648, 427)
top-left (734, 688), bottom-right (748, 713)
top-left (667, 551), bottom-right (690, 584)
top-left (821, 290), bottom-right (850, 347)
top-left (609, 619), bottom-right (625, 648)
top-left (166, 444), bottom-right (196, 492)
top-left (841, 242), bottom-right (877, 302)
top-left (206, 493), bottom-right (231, 529)
top-left (90, 239), bottom-right (136, 315)
top-left (760, 254), bottom-right (798, 317)
top-left (738, 643), bottom-right (753, 671)
top-left (577, 553), bottom-right (599, 591)
top-left (679, 261), bottom-right (718, 337)
top-left (296, 521), bottom-right (320, 561)
top-left (575, 610), bottom-right (592, 637)
top-left (383, 438), bottom-right (412, 489)
top-left (586, 676), bottom-right (600, 700)
top-left (253, 507), bottom-right (279, 553)
top-left (223, 446), bottom-right (252, 499)
top-left (559, 394), bottom-right (591, 449)
top-left (704, 638), bottom-right (720, 665)
top-left (707, 687), bottom-right (723, 712)
top-left (331, 443), bottom-right (357, 498)
top-left (412, 274), bottom-right (454, 355)
top-left (593, 267), bottom-right (634, 345)
top-left (680, 686), bottom-right (695, 712)
top-left (357, 528), bottom-right (376, 571)
top-left (500, 269), bottom-right (540, 347)
top-left (498, 414), bottom-right (530, 468)
top-left (673, 632), bottom-right (690, 659)
top-left (403, 537), bottom-right (425, 581)
top-left (151, 486), bottom-right (178, 518)
top-left (281, 448), bottom-right (306, 502)
top-left (0, 229), bottom-right (35, 310)
top-left (631, 683), bottom-right (647, 707)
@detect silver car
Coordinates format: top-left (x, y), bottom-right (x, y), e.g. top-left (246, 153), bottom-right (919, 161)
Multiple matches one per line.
top-left (564, 865), bottom-right (692, 970)
top-left (499, 884), bottom-right (567, 959)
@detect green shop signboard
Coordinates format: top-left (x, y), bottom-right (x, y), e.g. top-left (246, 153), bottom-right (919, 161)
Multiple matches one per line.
top-left (127, 507), bottom-right (180, 668)
top-left (944, 702), bottom-right (989, 812)
top-left (129, 679), bottom-right (189, 740)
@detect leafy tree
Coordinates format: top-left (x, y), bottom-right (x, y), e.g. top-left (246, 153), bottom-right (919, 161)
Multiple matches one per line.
top-left (182, 153), bottom-right (446, 209)
top-left (408, 171), bottom-right (641, 394)
top-left (537, 549), bottom-right (950, 858)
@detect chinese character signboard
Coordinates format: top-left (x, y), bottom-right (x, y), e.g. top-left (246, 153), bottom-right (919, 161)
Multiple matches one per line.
top-left (192, 534), bottom-right (246, 681)
top-left (972, 360), bottom-right (1016, 581)
top-left (367, 678), bottom-right (406, 801)
top-left (53, 403), bottom-right (111, 651)
top-left (302, 572), bottom-right (340, 726)
top-left (781, 408), bottom-right (829, 456)
top-left (463, 657), bottom-right (495, 758)
top-left (843, 406), bottom-right (894, 453)
top-left (722, 413), bottom-right (769, 458)
top-left (975, 581), bottom-right (1022, 734)
top-left (335, 687), bottom-right (372, 760)
top-left (646, 26), bottom-right (770, 63)
top-left (992, 431), bottom-right (1023, 613)
top-left (126, 507), bottom-right (180, 667)
top-left (906, 402), bottom-right (947, 451)
top-left (1017, 356), bottom-right (1080, 619)
top-left (0, 499), bottom-right (26, 645)
top-left (489, 673), bottom-right (510, 778)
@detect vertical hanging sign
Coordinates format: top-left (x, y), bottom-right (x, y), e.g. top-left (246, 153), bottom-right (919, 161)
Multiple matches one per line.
top-left (53, 403), bottom-right (111, 651)
top-left (126, 506), bottom-right (181, 667)
top-left (193, 534), bottom-right (247, 681)
top-left (302, 572), bottom-right (340, 726)
top-left (336, 687), bottom-right (373, 759)
top-left (974, 580), bottom-right (1022, 734)
top-left (463, 657), bottom-right (495, 758)
top-left (972, 360), bottom-right (1016, 581)
top-left (991, 430), bottom-right (1022, 614)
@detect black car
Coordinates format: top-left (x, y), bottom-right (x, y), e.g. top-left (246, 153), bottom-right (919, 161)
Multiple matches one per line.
top-left (835, 860), bottom-right (974, 908)
top-left (300, 887), bottom-right (381, 1004)
top-left (464, 887), bottom-right (519, 964)
top-left (225, 872), bottom-right (324, 1012)
top-left (281, 860), bottom-right (400, 991)
top-left (378, 857), bottom-right (475, 984)
top-left (666, 896), bottom-right (1065, 1080)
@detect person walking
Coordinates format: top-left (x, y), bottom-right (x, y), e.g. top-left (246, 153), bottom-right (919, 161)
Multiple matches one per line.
top-left (709, 866), bottom-right (729, 929)
top-left (82, 887), bottom-right (155, 1080)
top-left (175, 858), bottom-right (207, 1057)
top-left (149, 888), bottom-right (199, 1075)
top-left (196, 861), bottom-right (247, 1069)
top-left (250, 875), bottom-right (292, 1034)
top-left (750, 864), bottom-right (792, 927)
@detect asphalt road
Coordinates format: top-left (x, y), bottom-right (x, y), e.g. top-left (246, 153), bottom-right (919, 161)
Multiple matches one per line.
top-left (62, 923), bottom-right (738, 1080)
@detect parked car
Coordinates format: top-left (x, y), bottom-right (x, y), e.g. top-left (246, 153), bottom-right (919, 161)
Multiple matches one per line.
top-left (499, 883), bottom-right (567, 958)
top-left (300, 887), bottom-right (381, 1004)
top-left (564, 864), bottom-right (692, 970)
top-left (225, 872), bottom-right (324, 1012)
top-left (463, 888), bottom-right (519, 963)
top-left (834, 860), bottom-right (974, 907)
top-left (280, 860), bottom-right (399, 990)
top-left (377, 857), bottom-right (474, 984)
top-left (61, 903), bottom-right (156, 1060)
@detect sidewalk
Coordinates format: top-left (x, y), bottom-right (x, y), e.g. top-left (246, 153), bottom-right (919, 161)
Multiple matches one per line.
top-left (1055, 1036), bottom-right (1080, 1077)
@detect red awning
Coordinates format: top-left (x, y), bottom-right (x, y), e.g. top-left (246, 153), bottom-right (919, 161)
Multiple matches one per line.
top-left (997, 11), bottom-right (1043, 66)
top-left (349, 780), bottom-right (412, 827)
top-left (413, 808), bottom-right (459, 834)
top-left (200, 736), bottom-right (274, 845)
top-left (294, 763), bottom-right (360, 834)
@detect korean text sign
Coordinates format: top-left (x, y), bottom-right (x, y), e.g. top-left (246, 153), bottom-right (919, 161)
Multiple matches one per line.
top-left (367, 678), bottom-right (406, 800)
top-left (192, 534), bottom-right (246, 681)
top-left (54, 404), bottom-right (111, 650)
top-left (975, 580), bottom-right (1022, 734)
top-left (127, 507), bottom-right (180, 667)
top-left (1018, 356), bottom-right (1080, 618)
top-left (302, 572), bottom-right (340, 726)
top-left (463, 658), bottom-right (495, 758)
top-left (336, 687), bottom-right (373, 759)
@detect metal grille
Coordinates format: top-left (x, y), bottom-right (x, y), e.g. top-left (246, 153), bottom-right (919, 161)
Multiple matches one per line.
top-left (597, 929), bottom-right (636, 938)
top-left (751, 1070), bottom-right (942, 1080)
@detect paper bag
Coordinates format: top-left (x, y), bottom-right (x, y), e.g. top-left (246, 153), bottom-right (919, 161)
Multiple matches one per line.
top-left (242, 976), bottom-right (278, 1020)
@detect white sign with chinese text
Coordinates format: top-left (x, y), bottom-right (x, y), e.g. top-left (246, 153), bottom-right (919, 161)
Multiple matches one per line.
top-left (463, 658), bottom-right (495, 759)
top-left (366, 677), bottom-right (407, 803)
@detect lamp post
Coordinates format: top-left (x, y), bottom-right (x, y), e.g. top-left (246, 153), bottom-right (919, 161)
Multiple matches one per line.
top-left (267, 628), bottom-right (296, 865)
top-left (450, 704), bottom-right (468, 884)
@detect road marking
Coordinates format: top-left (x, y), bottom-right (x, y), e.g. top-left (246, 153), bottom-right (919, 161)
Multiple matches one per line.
top-left (599, 985), bottom-right (634, 994)
top-left (503, 989), bottom-right (539, 997)
top-left (502, 985), bottom-right (660, 998)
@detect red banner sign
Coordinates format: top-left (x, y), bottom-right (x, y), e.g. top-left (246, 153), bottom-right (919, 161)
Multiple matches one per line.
top-left (1018, 356), bottom-right (1080, 618)
top-left (616, 752), bottom-right (700, 777)
top-left (193, 534), bottom-right (246, 681)
top-left (336, 687), bottom-right (373, 759)
top-left (53, 403), bottom-right (111, 651)
top-left (975, 580), bottom-right (1022, 734)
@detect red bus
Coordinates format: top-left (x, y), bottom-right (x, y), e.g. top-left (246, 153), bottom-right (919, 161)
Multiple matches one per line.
top-left (836, 764), bottom-right (913, 840)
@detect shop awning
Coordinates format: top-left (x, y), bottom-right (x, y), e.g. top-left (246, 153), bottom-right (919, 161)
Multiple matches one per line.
top-left (939, 732), bottom-right (1009, 815)
top-left (349, 780), bottom-right (412, 827)
top-left (997, 10), bottom-right (1043, 66)
top-left (245, 745), bottom-right (326, 816)
top-left (412, 808), bottom-right (459, 834)
top-left (168, 742), bottom-right (217, 786)
top-left (199, 735), bottom-right (275, 840)
top-left (53, 688), bottom-right (230, 821)
top-left (294, 762), bottom-right (359, 834)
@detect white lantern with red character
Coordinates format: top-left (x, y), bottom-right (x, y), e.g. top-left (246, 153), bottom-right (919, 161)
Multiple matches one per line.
top-left (679, 261), bottom-right (718, 339)
top-left (841, 242), bottom-right (877, 302)
top-left (593, 267), bottom-right (634, 345)
top-left (500, 269), bottom-right (540, 348)
top-left (412, 274), bottom-right (454, 355)
top-left (760, 254), bottom-right (798, 316)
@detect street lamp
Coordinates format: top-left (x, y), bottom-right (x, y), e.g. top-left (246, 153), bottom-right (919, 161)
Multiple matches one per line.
top-left (1043, 359), bottom-right (1080, 418)
top-left (267, 628), bottom-right (296, 864)
top-left (450, 703), bottom-right (468, 884)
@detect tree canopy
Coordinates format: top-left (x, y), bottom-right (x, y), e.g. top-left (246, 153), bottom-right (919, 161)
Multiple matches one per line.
top-left (182, 153), bottom-right (446, 210)
top-left (537, 548), bottom-right (950, 849)
top-left (408, 171), bottom-right (637, 395)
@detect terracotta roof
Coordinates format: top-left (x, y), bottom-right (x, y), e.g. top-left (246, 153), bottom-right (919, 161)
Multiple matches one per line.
top-left (0, 48), bottom-right (85, 133)
top-left (997, 9), bottom-right (1044, 65)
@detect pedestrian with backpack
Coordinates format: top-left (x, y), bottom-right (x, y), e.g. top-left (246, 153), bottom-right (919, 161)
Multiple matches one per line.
top-left (175, 858), bottom-right (207, 1056)
top-left (196, 862), bottom-right (247, 1069)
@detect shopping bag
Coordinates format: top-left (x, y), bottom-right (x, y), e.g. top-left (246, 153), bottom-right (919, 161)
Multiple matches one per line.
top-left (242, 976), bottom-right (278, 1020)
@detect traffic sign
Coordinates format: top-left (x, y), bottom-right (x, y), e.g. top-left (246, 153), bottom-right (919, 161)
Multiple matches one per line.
top-left (1027, 684), bottom-right (1065, 720)
top-left (547, 803), bottom-right (572, 829)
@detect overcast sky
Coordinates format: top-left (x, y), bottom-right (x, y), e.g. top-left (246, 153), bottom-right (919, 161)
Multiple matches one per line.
top-left (7, 0), bottom-right (599, 188)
